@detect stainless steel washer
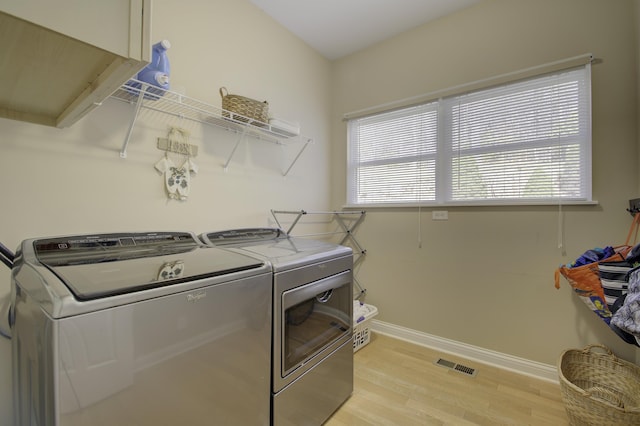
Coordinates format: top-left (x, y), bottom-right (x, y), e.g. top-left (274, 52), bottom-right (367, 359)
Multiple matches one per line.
top-left (11, 232), bottom-right (272, 426)
top-left (199, 228), bottom-right (354, 426)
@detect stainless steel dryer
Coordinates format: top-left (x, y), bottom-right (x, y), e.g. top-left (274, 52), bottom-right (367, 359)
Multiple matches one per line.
top-left (199, 228), bottom-right (354, 426)
top-left (11, 232), bottom-right (273, 426)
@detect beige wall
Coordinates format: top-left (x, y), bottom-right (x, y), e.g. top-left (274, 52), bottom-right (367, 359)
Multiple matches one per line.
top-left (331, 0), bottom-right (640, 366)
top-left (1, 0), bottom-right (639, 422)
top-left (0, 0), bottom-right (332, 421)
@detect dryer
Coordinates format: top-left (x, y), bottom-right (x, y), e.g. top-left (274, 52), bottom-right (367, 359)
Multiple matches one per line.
top-left (200, 228), bottom-right (354, 426)
top-left (11, 231), bottom-right (272, 426)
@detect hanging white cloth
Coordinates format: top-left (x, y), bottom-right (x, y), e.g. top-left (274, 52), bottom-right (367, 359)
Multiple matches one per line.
top-left (155, 156), bottom-right (198, 201)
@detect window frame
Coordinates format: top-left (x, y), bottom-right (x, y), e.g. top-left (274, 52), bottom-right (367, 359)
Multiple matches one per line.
top-left (346, 63), bottom-right (593, 208)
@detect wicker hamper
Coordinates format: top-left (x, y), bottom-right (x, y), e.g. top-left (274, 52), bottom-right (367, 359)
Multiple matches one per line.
top-left (558, 344), bottom-right (640, 425)
top-left (219, 87), bottom-right (268, 126)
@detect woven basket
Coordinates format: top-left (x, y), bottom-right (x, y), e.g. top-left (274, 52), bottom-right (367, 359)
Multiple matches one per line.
top-left (219, 87), bottom-right (268, 126)
top-left (558, 344), bottom-right (640, 425)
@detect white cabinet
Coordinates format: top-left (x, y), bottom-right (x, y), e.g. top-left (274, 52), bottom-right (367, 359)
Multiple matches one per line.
top-left (0, 0), bottom-right (151, 128)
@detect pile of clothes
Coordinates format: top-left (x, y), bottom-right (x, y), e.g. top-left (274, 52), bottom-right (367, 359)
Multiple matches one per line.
top-left (557, 243), bottom-right (640, 346)
top-left (353, 300), bottom-right (370, 324)
top-left (609, 245), bottom-right (640, 345)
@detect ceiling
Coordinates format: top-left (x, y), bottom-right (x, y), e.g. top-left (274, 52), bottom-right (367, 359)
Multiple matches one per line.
top-left (249, 0), bottom-right (480, 60)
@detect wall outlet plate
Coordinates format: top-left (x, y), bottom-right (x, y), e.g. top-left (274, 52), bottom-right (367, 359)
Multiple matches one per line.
top-left (432, 210), bottom-right (448, 220)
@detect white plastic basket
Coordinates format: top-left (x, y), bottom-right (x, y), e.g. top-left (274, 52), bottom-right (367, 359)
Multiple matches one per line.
top-left (353, 302), bottom-right (378, 352)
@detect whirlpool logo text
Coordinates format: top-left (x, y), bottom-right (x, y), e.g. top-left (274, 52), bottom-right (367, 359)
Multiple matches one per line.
top-left (186, 290), bottom-right (207, 302)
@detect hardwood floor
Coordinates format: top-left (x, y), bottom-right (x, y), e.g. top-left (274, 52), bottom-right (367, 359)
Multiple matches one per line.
top-left (325, 333), bottom-right (570, 425)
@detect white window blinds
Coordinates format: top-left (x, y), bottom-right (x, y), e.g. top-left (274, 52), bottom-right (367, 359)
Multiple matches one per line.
top-left (347, 65), bottom-right (591, 206)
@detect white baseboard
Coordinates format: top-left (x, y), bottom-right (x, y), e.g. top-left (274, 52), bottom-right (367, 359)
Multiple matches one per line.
top-left (371, 319), bottom-right (559, 383)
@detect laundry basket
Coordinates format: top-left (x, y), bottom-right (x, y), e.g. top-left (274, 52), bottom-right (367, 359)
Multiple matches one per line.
top-left (353, 302), bottom-right (377, 352)
top-left (558, 344), bottom-right (640, 425)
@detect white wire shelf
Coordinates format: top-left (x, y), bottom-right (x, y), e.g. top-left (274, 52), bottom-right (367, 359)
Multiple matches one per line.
top-left (111, 80), bottom-right (312, 176)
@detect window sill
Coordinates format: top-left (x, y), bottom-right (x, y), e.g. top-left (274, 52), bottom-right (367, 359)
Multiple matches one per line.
top-left (342, 200), bottom-right (599, 209)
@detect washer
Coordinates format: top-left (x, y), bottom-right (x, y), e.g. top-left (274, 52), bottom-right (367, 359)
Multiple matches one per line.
top-left (199, 228), bottom-right (354, 426)
top-left (11, 231), bottom-right (273, 426)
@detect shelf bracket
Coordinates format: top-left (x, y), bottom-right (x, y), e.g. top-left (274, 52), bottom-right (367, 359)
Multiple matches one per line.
top-left (120, 84), bottom-right (148, 158)
top-left (223, 127), bottom-right (249, 170)
top-left (282, 138), bottom-right (312, 176)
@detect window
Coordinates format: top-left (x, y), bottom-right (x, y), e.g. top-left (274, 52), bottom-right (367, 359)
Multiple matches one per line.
top-left (347, 65), bottom-right (591, 206)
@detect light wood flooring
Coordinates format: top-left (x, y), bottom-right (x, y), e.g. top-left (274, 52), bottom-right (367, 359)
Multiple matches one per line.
top-left (325, 333), bottom-right (570, 425)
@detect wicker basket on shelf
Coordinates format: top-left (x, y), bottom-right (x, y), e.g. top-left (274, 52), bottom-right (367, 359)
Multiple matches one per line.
top-left (558, 344), bottom-right (640, 425)
top-left (219, 87), bottom-right (268, 126)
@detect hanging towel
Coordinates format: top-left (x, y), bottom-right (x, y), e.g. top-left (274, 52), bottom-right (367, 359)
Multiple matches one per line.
top-left (269, 117), bottom-right (300, 137)
top-left (155, 157), bottom-right (198, 201)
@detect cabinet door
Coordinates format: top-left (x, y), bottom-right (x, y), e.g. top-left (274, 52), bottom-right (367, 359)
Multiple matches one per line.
top-left (0, 0), bottom-right (150, 127)
top-left (0, 0), bottom-right (139, 58)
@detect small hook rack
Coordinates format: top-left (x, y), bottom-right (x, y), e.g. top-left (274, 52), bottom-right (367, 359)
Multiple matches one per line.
top-left (627, 198), bottom-right (640, 216)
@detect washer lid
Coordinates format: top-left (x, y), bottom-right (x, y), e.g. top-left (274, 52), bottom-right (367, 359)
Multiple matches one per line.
top-left (32, 232), bottom-right (264, 300)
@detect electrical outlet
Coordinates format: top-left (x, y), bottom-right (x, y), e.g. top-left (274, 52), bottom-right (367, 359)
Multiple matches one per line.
top-left (432, 210), bottom-right (448, 220)
top-left (629, 199), bottom-right (640, 214)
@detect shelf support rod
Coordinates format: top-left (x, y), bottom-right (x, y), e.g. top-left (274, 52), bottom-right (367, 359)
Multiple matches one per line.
top-left (120, 84), bottom-right (148, 158)
top-left (282, 138), bottom-right (312, 176)
top-left (223, 127), bottom-right (248, 170)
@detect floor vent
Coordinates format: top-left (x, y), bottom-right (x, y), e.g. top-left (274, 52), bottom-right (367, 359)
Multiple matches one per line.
top-left (435, 358), bottom-right (477, 377)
